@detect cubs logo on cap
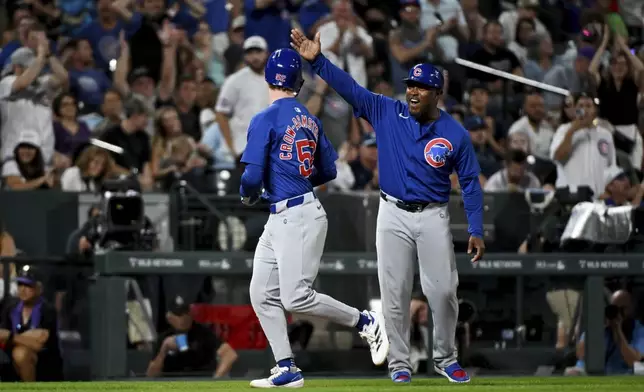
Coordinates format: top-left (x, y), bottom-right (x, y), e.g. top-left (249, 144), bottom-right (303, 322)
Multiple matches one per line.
top-left (403, 63), bottom-right (444, 90)
top-left (424, 138), bottom-right (453, 168)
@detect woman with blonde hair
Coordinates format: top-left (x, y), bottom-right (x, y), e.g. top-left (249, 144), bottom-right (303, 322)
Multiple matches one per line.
top-left (60, 145), bottom-right (125, 192)
top-left (151, 107), bottom-right (184, 181)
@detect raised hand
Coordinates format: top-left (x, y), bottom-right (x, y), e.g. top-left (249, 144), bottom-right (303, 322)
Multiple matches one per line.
top-left (290, 29), bottom-right (321, 62)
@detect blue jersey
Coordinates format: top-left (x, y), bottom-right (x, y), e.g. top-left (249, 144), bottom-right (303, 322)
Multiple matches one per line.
top-left (310, 54), bottom-right (484, 237)
top-left (240, 97), bottom-right (338, 204)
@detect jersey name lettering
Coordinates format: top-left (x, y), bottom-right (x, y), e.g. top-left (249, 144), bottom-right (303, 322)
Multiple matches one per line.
top-left (278, 114), bottom-right (319, 161)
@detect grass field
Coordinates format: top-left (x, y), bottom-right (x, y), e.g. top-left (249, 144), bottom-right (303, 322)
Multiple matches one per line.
top-left (1, 377), bottom-right (643, 391)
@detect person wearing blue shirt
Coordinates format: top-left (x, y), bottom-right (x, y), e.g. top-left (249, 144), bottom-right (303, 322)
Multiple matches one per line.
top-left (73, 0), bottom-right (142, 71)
top-left (240, 48), bottom-right (389, 388)
top-left (66, 39), bottom-right (112, 114)
top-left (572, 290), bottom-right (644, 375)
top-left (200, 123), bottom-right (236, 170)
top-left (244, 0), bottom-right (299, 52)
top-left (298, 0), bottom-right (332, 37)
top-left (291, 29), bottom-right (484, 384)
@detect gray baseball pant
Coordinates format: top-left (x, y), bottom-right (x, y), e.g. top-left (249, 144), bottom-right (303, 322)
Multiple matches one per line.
top-left (376, 196), bottom-right (459, 373)
top-left (249, 200), bottom-right (361, 362)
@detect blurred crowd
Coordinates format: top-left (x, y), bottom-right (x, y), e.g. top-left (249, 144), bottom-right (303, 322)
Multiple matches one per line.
top-left (0, 0), bottom-right (642, 203)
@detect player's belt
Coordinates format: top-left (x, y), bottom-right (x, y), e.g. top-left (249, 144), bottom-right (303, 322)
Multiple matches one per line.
top-left (270, 192), bottom-right (317, 214)
top-left (380, 191), bottom-right (433, 213)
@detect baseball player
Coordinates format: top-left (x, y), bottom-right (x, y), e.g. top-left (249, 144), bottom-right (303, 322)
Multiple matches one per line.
top-left (240, 48), bottom-right (389, 388)
top-left (291, 30), bottom-right (485, 384)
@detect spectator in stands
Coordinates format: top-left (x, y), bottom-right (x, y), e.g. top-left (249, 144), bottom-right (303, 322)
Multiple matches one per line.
top-left (327, 141), bottom-right (356, 191)
top-left (158, 135), bottom-right (209, 192)
top-left (591, 31), bottom-right (644, 171)
top-left (193, 21), bottom-right (225, 87)
top-left (197, 78), bottom-right (217, 132)
top-left (543, 47), bottom-right (596, 111)
top-left (65, 39), bottom-right (112, 115)
top-left (464, 82), bottom-right (505, 157)
top-left (568, 290), bottom-right (644, 375)
top-left (318, 0), bottom-right (374, 88)
top-left (73, 0), bottom-right (142, 72)
top-left (467, 21), bottom-right (522, 116)
top-left (506, 131), bottom-right (557, 189)
top-left (508, 17), bottom-right (536, 65)
top-left (0, 216), bottom-right (17, 300)
top-left (52, 92), bottom-right (92, 172)
top-left (0, 40), bottom-right (66, 165)
top-left (92, 89), bottom-right (124, 135)
top-left (388, 0), bottom-right (439, 99)
top-left (215, 36), bottom-right (269, 161)
top-left (54, 0), bottom-right (94, 38)
top-left (350, 132), bottom-right (378, 191)
top-left (507, 91), bottom-right (554, 160)
top-left (524, 33), bottom-right (559, 82)
top-left (464, 115), bottom-right (501, 182)
top-left (297, 71), bottom-right (351, 149)
top-left (418, 0), bottom-right (469, 63)
top-left (0, 13), bottom-right (34, 68)
top-left (298, 0), bottom-right (332, 38)
top-left (2, 131), bottom-right (54, 191)
top-left (602, 166), bottom-right (644, 207)
top-left (484, 149), bottom-right (541, 192)
top-left (99, 97), bottom-right (153, 188)
top-left (460, 0), bottom-right (485, 44)
top-left (0, 266), bottom-right (63, 381)
top-left (550, 93), bottom-right (616, 198)
top-left (146, 296), bottom-right (237, 378)
top-left (158, 75), bottom-right (202, 141)
top-left (498, 0), bottom-right (547, 45)
top-left (113, 26), bottom-right (178, 133)
top-left (151, 107), bottom-right (184, 180)
top-left (60, 145), bottom-right (123, 192)
top-left (199, 123), bottom-right (237, 171)
top-left (223, 16), bottom-right (246, 76)
top-left (244, 0), bottom-right (294, 53)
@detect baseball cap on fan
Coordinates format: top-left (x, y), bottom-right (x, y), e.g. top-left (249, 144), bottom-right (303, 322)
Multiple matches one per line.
top-left (168, 296), bottom-right (191, 316)
top-left (16, 265), bottom-right (42, 287)
top-left (243, 36), bottom-right (268, 52)
top-left (604, 166), bottom-right (626, 189)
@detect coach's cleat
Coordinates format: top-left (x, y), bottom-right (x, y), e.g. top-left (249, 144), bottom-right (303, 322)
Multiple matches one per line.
top-left (392, 370), bottom-right (411, 383)
top-left (434, 362), bottom-right (470, 383)
top-left (249, 365), bottom-right (304, 388)
top-left (357, 310), bottom-right (390, 366)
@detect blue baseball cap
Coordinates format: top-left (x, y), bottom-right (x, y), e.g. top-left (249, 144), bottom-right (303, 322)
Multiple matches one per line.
top-left (464, 116), bottom-right (487, 131)
top-left (403, 63), bottom-right (444, 90)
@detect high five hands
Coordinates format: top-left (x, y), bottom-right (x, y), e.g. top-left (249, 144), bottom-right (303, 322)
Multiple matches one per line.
top-left (290, 29), bottom-right (321, 62)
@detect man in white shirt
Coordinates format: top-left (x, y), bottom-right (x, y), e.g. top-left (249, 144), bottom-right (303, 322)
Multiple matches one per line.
top-left (549, 94), bottom-right (616, 198)
top-left (0, 35), bottom-right (67, 165)
top-left (317, 0), bottom-right (374, 88)
top-left (419, 0), bottom-right (469, 62)
top-left (484, 149), bottom-right (541, 192)
top-left (215, 36), bottom-right (269, 159)
top-left (498, 0), bottom-right (547, 44)
top-left (507, 92), bottom-right (554, 160)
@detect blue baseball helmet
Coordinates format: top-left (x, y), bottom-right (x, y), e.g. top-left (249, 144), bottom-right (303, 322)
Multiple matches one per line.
top-left (403, 63), bottom-right (444, 90)
top-left (264, 48), bottom-right (304, 94)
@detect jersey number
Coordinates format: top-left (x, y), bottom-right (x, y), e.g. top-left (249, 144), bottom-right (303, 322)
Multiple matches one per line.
top-left (296, 139), bottom-right (317, 178)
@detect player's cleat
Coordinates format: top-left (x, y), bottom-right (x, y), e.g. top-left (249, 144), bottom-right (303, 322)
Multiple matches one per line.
top-left (358, 310), bottom-right (389, 365)
top-left (249, 365), bottom-right (304, 388)
top-left (434, 362), bottom-right (470, 383)
top-left (392, 370), bottom-right (411, 383)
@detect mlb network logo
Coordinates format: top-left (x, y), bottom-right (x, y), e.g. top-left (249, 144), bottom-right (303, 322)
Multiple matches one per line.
top-left (275, 73), bottom-right (287, 83)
